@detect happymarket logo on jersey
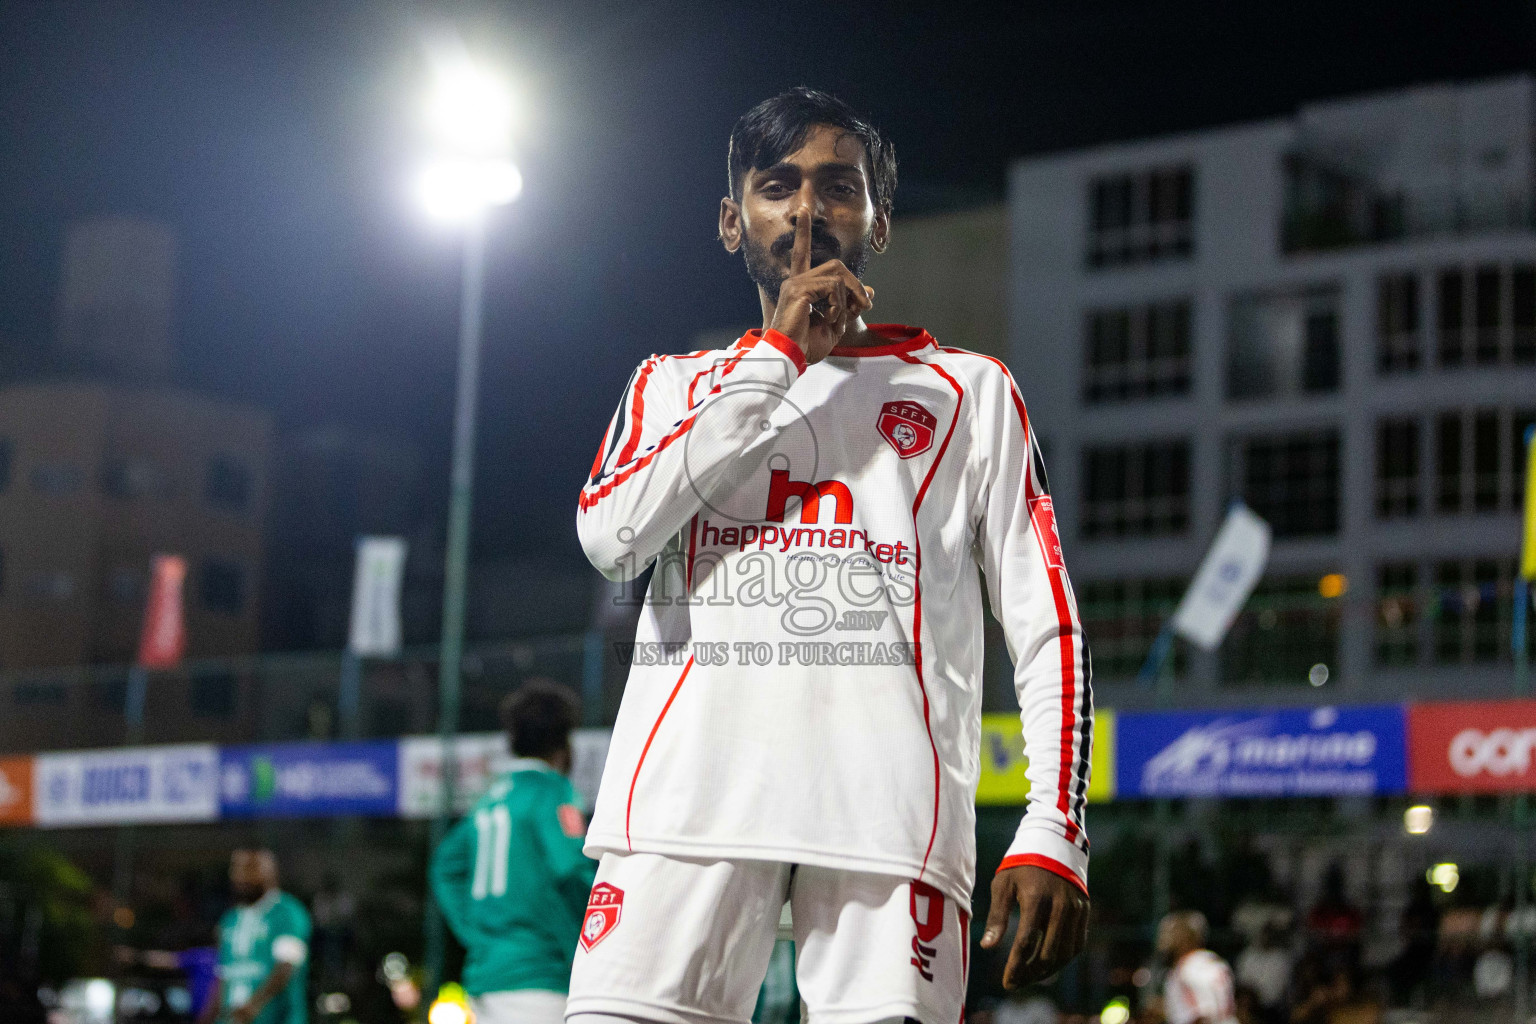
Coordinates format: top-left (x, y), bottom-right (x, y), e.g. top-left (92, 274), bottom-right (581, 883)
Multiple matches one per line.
top-left (1118, 705), bottom-right (1407, 799)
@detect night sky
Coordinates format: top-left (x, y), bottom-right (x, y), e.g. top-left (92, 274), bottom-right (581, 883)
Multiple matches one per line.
top-left (1, 1), bottom-right (1531, 569)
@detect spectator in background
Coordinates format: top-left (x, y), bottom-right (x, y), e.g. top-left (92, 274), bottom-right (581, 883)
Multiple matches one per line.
top-left (1304, 866), bottom-right (1362, 980)
top-left (430, 682), bottom-right (597, 1024)
top-left (202, 848), bottom-right (311, 1024)
top-left (1235, 923), bottom-right (1292, 1024)
top-left (1388, 877), bottom-right (1438, 1007)
top-left (1154, 911), bottom-right (1239, 1024)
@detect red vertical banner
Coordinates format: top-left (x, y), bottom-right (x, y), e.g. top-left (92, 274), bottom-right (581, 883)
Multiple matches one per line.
top-left (0, 757), bottom-right (33, 826)
top-left (137, 555), bottom-right (187, 670)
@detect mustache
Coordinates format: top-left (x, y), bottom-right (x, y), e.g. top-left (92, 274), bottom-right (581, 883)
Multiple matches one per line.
top-left (769, 228), bottom-right (841, 263)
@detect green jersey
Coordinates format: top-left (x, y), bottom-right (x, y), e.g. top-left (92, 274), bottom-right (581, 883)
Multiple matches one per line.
top-left (216, 890), bottom-right (310, 1024)
top-left (430, 760), bottom-right (598, 996)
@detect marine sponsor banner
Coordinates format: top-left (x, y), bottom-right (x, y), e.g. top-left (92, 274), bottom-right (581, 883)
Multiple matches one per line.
top-left (1117, 705), bottom-right (1406, 799)
top-left (396, 733), bottom-right (509, 818)
top-left (35, 745), bottom-right (218, 826)
top-left (975, 710), bottom-right (1116, 805)
top-left (0, 757), bottom-right (34, 826)
top-left (220, 741), bottom-right (397, 819)
top-left (1408, 700), bottom-right (1536, 794)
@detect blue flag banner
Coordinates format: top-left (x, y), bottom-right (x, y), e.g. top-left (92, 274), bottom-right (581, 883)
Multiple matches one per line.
top-left (219, 740), bottom-right (398, 819)
top-left (1116, 704), bottom-right (1407, 799)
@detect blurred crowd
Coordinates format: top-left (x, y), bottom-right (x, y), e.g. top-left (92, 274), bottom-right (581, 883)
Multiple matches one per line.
top-left (976, 863), bottom-right (1536, 1024)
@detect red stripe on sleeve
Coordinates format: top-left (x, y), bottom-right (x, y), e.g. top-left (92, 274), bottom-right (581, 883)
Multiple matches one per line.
top-left (996, 854), bottom-right (1088, 897)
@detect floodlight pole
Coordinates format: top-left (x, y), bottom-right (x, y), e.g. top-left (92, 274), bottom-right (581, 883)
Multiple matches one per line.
top-left (1514, 424), bottom-right (1533, 1024)
top-left (424, 215), bottom-right (488, 1000)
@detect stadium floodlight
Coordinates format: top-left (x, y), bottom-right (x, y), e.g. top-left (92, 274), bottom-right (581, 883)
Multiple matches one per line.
top-left (424, 61), bottom-right (517, 154)
top-left (1429, 862), bottom-right (1460, 893)
top-left (416, 55), bottom-right (522, 223)
top-left (416, 156), bottom-right (523, 223)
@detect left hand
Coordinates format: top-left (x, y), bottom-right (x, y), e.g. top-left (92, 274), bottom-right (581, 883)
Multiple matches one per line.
top-left (980, 864), bottom-right (1090, 989)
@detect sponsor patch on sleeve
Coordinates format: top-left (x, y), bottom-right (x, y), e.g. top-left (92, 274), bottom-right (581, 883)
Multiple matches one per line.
top-left (558, 803), bottom-right (587, 838)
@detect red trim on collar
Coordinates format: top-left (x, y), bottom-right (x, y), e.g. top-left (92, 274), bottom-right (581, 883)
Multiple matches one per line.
top-left (830, 324), bottom-right (935, 357)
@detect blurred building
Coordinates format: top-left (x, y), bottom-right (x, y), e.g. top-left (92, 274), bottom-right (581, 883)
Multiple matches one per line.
top-left (0, 218), bottom-right (274, 750)
top-left (1009, 74), bottom-right (1536, 707)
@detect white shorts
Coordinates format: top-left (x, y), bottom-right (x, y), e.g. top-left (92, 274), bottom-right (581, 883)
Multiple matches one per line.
top-left (566, 852), bottom-right (970, 1024)
top-left (474, 990), bottom-right (568, 1024)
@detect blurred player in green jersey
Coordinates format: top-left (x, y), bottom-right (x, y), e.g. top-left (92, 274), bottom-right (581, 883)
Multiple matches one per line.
top-left (431, 682), bottom-right (598, 1024)
top-left (201, 849), bottom-right (310, 1024)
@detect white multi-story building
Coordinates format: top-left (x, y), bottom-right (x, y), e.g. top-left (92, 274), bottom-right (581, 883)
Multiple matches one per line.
top-left (1010, 75), bottom-right (1536, 709)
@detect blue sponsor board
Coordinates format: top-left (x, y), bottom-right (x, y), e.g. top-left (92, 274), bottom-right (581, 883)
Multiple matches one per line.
top-left (1117, 705), bottom-right (1407, 799)
top-left (220, 741), bottom-right (398, 819)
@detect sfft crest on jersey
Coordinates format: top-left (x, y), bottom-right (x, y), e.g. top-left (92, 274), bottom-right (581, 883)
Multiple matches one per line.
top-left (580, 883), bottom-right (623, 951)
top-left (877, 401), bottom-right (937, 459)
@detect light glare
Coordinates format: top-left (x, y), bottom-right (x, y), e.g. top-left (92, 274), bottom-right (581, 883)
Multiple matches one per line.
top-left (426, 64), bottom-right (515, 154)
top-left (417, 158), bottom-right (523, 222)
top-left (1429, 862), bottom-right (1459, 893)
top-left (1405, 804), bottom-right (1434, 835)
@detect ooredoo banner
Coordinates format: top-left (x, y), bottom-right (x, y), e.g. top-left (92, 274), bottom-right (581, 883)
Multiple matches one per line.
top-left (1117, 705), bottom-right (1407, 799)
top-left (1408, 700), bottom-right (1536, 794)
top-left (220, 741), bottom-right (398, 819)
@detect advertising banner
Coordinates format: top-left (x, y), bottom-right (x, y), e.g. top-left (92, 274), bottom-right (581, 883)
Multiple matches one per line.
top-left (976, 710), bottom-right (1116, 805)
top-left (1408, 700), bottom-right (1536, 794)
top-left (34, 745), bottom-right (218, 826)
top-left (0, 757), bottom-right (34, 826)
top-left (220, 741), bottom-right (397, 819)
top-left (397, 733), bottom-right (509, 818)
top-left (1117, 705), bottom-right (1406, 799)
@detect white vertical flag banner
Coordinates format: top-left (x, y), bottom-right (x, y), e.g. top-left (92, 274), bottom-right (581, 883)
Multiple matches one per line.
top-left (1170, 502), bottom-right (1273, 651)
top-left (348, 536), bottom-right (408, 657)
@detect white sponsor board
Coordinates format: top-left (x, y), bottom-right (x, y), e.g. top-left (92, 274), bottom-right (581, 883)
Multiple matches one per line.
top-left (397, 728), bottom-right (613, 817)
top-left (35, 744), bottom-right (219, 826)
top-left (397, 733), bottom-right (509, 818)
top-left (1171, 503), bottom-right (1272, 650)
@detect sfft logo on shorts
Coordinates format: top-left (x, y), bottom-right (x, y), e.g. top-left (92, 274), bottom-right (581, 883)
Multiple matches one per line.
top-left (580, 882), bottom-right (624, 951)
top-left (878, 401), bottom-right (937, 459)
top-left (909, 880), bottom-right (945, 981)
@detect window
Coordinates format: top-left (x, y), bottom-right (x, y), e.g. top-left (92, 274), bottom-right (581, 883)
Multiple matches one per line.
top-left (13, 683), bottom-right (67, 706)
top-left (1437, 263), bottom-right (1536, 367)
top-left (1434, 559), bottom-right (1529, 665)
top-left (1082, 440), bottom-right (1191, 539)
top-left (1228, 287), bottom-right (1341, 400)
top-left (200, 560), bottom-right (246, 615)
top-left (1434, 407), bottom-right (1536, 515)
top-left (29, 463), bottom-right (82, 496)
top-left (1077, 578), bottom-right (1187, 679)
top-left (1377, 273), bottom-right (1420, 372)
top-left (93, 677), bottom-right (126, 712)
top-left (25, 571), bottom-right (75, 602)
top-left (205, 456), bottom-right (252, 513)
top-left (100, 457), bottom-right (170, 500)
top-left (1375, 419), bottom-right (1419, 519)
top-left (1222, 574), bottom-right (1342, 686)
top-left (1230, 431), bottom-right (1340, 537)
top-left (1375, 563), bottom-right (1418, 666)
top-left (1088, 165), bottom-right (1194, 268)
top-left (1083, 300), bottom-right (1192, 403)
top-left (190, 671), bottom-right (236, 718)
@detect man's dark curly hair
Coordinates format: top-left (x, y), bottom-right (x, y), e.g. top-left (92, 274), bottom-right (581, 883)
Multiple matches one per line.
top-left (728, 87), bottom-right (897, 213)
top-left (500, 680), bottom-right (579, 759)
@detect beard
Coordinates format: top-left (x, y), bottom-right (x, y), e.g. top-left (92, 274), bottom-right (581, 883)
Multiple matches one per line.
top-left (232, 883), bottom-right (265, 905)
top-left (742, 225), bottom-right (873, 305)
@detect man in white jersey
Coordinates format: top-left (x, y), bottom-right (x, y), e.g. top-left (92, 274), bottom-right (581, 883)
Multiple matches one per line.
top-left (571, 88), bottom-right (1092, 1024)
top-left (1155, 913), bottom-right (1238, 1024)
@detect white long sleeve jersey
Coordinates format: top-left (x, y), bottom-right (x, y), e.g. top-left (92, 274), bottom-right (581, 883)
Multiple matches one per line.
top-left (577, 324), bottom-right (1091, 904)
